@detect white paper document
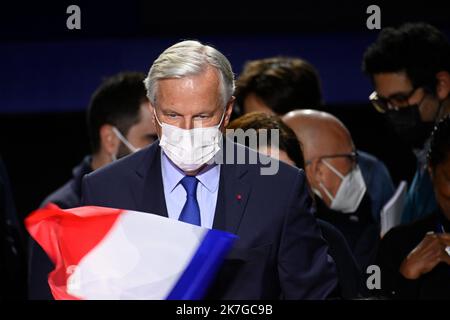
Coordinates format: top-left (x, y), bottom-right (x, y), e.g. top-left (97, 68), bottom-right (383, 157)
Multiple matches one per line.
top-left (380, 181), bottom-right (408, 238)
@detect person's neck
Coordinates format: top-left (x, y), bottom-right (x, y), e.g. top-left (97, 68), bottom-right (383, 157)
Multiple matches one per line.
top-left (91, 152), bottom-right (112, 171)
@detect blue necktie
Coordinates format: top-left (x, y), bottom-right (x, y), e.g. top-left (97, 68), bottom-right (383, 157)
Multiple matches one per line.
top-left (178, 176), bottom-right (201, 226)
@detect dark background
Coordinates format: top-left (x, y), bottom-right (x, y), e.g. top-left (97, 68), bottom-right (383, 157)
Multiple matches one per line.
top-left (1, 0), bottom-right (449, 225)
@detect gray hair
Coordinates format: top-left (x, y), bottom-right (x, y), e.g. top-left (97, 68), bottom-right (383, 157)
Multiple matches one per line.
top-left (144, 40), bottom-right (235, 107)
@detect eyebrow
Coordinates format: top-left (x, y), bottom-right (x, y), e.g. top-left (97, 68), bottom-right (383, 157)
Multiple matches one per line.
top-left (160, 108), bottom-right (181, 115)
top-left (379, 90), bottom-right (414, 100)
top-left (159, 107), bottom-right (217, 116)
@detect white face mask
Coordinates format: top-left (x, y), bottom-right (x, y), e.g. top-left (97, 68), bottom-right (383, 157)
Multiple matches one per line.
top-left (318, 159), bottom-right (366, 213)
top-left (154, 109), bottom-right (225, 172)
top-left (112, 127), bottom-right (141, 154)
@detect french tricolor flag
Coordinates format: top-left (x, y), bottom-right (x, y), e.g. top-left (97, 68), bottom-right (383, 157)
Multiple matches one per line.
top-left (26, 204), bottom-right (237, 300)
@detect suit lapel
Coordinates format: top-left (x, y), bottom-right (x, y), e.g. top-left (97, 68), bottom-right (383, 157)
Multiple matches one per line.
top-left (132, 141), bottom-right (168, 218)
top-left (213, 139), bottom-right (252, 234)
top-left (132, 138), bottom-right (251, 231)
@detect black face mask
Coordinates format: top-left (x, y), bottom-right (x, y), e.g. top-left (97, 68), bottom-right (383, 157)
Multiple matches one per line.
top-left (386, 104), bottom-right (435, 149)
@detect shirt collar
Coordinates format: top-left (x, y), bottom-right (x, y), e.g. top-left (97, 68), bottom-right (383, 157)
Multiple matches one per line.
top-left (161, 151), bottom-right (185, 193)
top-left (196, 161), bottom-right (220, 193)
top-left (161, 150), bottom-right (220, 193)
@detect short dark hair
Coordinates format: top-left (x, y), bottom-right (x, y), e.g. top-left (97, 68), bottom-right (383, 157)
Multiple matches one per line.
top-left (87, 72), bottom-right (148, 153)
top-left (227, 112), bottom-right (304, 168)
top-left (362, 22), bottom-right (450, 92)
top-left (428, 115), bottom-right (450, 168)
top-left (235, 57), bottom-right (323, 115)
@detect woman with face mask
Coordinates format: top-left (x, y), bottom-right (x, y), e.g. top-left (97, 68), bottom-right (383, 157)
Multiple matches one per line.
top-left (376, 115), bottom-right (450, 299)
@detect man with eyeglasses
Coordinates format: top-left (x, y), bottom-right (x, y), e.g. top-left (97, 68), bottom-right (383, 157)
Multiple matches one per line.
top-left (363, 22), bottom-right (450, 224)
top-left (283, 110), bottom-right (382, 273)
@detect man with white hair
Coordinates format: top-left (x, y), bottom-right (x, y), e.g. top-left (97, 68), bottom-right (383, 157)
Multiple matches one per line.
top-left (81, 40), bottom-right (337, 299)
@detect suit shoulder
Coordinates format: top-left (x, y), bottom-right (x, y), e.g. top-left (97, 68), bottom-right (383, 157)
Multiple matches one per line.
top-left (84, 144), bottom-right (154, 183)
top-left (40, 179), bottom-right (79, 209)
top-left (383, 213), bottom-right (436, 245)
top-left (233, 143), bottom-right (305, 189)
top-left (358, 150), bottom-right (389, 172)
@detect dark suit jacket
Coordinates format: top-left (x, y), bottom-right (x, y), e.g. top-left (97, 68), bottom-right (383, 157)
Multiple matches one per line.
top-left (315, 194), bottom-right (379, 272)
top-left (1, 157), bottom-right (27, 300)
top-left (376, 210), bottom-right (450, 299)
top-left (28, 156), bottom-right (92, 300)
top-left (317, 219), bottom-right (365, 299)
top-left (40, 156), bottom-right (92, 209)
top-left (81, 139), bottom-right (337, 299)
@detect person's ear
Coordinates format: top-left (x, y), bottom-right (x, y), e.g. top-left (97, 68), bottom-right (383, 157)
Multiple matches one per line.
top-left (148, 101), bottom-right (154, 113)
top-left (223, 96), bottom-right (235, 128)
top-left (99, 124), bottom-right (119, 157)
top-left (304, 162), bottom-right (315, 188)
top-left (149, 102), bottom-right (162, 139)
top-left (436, 71), bottom-right (450, 100)
top-left (148, 102), bottom-right (156, 125)
top-left (309, 158), bottom-right (324, 188)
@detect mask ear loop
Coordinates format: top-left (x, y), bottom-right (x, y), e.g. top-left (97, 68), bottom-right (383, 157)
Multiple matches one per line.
top-left (318, 159), bottom-right (352, 203)
top-left (112, 127), bottom-right (139, 153)
top-left (152, 108), bottom-right (165, 143)
top-left (321, 159), bottom-right (345, 179)
top-left (319, 181), bottom-right (335, 202)
top-left (153, 108), bottom-right (163, 127)
top-left (216, 108), bottom-right (227, 128)
top-left (317, 159), bottom-right (342, 203)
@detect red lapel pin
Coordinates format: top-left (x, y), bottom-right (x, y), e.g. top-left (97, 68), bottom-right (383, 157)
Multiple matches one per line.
top-left (236, 194), bottom-right (242, 200)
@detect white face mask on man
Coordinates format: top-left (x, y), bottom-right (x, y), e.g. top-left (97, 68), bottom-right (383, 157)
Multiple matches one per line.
top-left (154, 109), bottom-right (225, 172)
top-left (313, 159), bottom-right (367, 213)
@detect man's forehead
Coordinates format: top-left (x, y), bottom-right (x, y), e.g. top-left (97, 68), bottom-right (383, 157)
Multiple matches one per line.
top-left (373, 71), bottom-right (413, 97)
top-left (156, 69), bottom-right (220, 96)
top-left (303, 127), bottom-right (353, 159)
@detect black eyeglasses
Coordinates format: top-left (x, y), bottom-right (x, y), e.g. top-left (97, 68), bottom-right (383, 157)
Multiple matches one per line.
top-left (369, 87), bottom-right (419, 113)
top-left (305, 151), bottom-right (358, 167)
